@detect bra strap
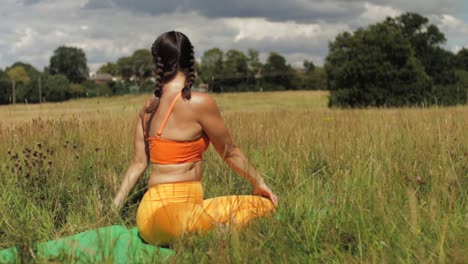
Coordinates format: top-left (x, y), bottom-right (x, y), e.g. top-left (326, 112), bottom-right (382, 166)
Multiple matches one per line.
top-left (157, 92), bottom-right (182, 137)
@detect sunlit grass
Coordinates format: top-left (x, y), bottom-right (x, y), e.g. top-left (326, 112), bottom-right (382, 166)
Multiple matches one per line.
top-left (0, 91), bottom-right (466, 263)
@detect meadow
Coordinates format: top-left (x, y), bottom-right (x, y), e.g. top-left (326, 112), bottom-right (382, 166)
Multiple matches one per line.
top-left (0, 90), bottom-right (466, 263)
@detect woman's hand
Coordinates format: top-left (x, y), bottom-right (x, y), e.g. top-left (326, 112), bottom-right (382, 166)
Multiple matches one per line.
top-left (253, 183), bottom-right (278, 207)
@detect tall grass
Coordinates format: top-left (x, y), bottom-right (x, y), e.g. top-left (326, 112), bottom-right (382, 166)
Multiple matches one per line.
top-left (0, 91), bottom-right (466, 263)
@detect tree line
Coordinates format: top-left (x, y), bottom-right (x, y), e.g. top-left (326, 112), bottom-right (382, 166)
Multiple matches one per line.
top-left (326, 12), bottom-right (468, 107)
top-left (0, 46), bottom-right (325, 105)
top-left (0, 12), bottom-right (467, 107)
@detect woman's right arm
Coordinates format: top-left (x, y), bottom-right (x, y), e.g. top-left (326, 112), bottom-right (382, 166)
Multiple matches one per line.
top-left (113, 116), bottom-right (148, 209)
top-left (196, 94), bottom-right (278, 206)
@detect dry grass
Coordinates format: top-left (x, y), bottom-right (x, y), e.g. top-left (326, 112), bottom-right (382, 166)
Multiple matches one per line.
top-left (0, 90), bottom-right (466, 263)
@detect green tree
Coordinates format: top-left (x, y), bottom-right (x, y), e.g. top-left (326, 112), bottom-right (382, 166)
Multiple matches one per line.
top-left (385, 13), bottom-right (456, 85)
top-left (97, 62), bottom-right (118, 76)
top-left (116, 56), bottom-right (134, 81)
top-left (7, 62), bottom-right (43, 103)
top-left (44, 74), bottom-right (70, 102)
top-left (311, 67), bottom-right (327, 89)
top-left (325, 22), bottom-right (432, 107)
top-left (49, 46), bottom-right (89, 83)
top-left (263, 52), bottom-right (293, 90)
top-left (456, 48), bottom-right (468, 70)
top-left (7, 66), bottom-right (30, 85)
top-left (220, 49), bottom-right (251, 91)
top-left (69, 83), bottom-right (86, 98)
top-left (247, 49), bottom-right (264, 91)
top-left (303, 60), bottom-right (315, 74)
top-left (247, 49), bottom-right (262, 75)
top-left (131, 49), bottom-right (153, 80)
top-left (0, 69), bottom-right (12, 104)
top-left (200, 48), bottom-right (224, 92)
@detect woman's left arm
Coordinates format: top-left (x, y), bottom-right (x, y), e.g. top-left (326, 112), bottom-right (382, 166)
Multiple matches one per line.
top-left (113, 116), bottom-right (148, 209)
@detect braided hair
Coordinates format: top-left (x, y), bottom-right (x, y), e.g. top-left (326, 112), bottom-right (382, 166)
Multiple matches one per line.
top-left (145, 31), bottom-right (196, 113)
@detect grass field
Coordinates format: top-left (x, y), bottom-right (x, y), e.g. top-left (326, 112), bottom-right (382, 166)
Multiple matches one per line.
top-left (0, 91), bottom-right (466, 263)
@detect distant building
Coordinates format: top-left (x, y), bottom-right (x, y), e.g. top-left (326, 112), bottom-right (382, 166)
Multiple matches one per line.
top-left (90, 73), bottom-right (114, 84)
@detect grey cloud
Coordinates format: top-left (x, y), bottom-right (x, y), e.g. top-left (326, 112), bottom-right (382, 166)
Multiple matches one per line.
top-left (21, 0), bottom-right (41, 5)
top-left (83, 0), bottom-right (114, 9)
top-left (83, 0), bottom-right (459, 22)
top-left (84, 0), bottom-right (365, 22)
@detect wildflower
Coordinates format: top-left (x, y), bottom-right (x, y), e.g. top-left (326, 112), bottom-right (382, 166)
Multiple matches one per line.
top-left (415, 176), bottom-right (425, 185)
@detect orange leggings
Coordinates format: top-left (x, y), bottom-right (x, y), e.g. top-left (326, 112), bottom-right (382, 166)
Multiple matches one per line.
top-left (136, 181), bottom-right (275, 245)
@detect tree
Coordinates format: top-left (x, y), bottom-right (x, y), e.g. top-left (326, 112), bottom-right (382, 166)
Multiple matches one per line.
top-left (97, 62), bottom-right (118, 76)
top-left (131, 49), bottom-right (153, 80)
top-left (116, 56), bottom-right (134, 81)
top-left (200, 48), bottom-right (224, 92)
top-left (303, 60), bottom-right (315, 74)
top-left (247, 49), bottom-right (264, 91)
top-left (263, 52), bottom-right (293, 90)
top-left (456, 48), bottom-right (468, 70)
top-left (385, 13), bottom-right (456, 85)
top-left (44, 74), bottom-right (70, 101)
top-left (0, 69), bottom-right (12, 104)
top-left (49, 46), bottom-right (89, 83)
top-left (7, 62), bottom-right (43, 103)
top-left (325, 22), bottom-right (432, 107)
top-left (247, 49), bottom-right (262, 75)
top-left (7, 66), bottom-right (30, 85)
top-left (220, 49), bottom-right (251, 91)
top-left (311, 67), bottom-right (327, 89)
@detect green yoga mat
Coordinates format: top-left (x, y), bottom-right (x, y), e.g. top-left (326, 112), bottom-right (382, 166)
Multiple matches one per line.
top-left (0, 225), bottom-right (173, 263)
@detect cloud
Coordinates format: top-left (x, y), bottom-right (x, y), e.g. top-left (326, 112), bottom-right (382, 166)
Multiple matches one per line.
top-left (0, 0), bottom-right (466, 72)
top-left (433, 14), bottom-right (468, 35)
top-left (82, 0), bottom-right (460, 22)
top-left (359, 2), bottom-right (402, 24)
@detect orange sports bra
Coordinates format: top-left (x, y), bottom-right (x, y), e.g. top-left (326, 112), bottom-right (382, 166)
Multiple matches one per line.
top-left (142, 93), bottom-right (210, 165)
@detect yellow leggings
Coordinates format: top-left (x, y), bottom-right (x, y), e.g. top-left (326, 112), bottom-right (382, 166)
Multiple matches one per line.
top-left (136, 181), bottom-right (275, 245)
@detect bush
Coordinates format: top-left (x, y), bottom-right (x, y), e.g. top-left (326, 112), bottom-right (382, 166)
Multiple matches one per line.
top-left (44, 74), bottom-right (70, 102)
top-left (69, 84), bottom-right (86, 98)
top-left (431, 85), bottom-right (468, 105)
top-left (82, 81), bottom-right (112, 97)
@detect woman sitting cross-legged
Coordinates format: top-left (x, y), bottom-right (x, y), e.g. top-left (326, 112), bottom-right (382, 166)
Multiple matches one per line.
top-left (113, 31), bottom-right (278, 246)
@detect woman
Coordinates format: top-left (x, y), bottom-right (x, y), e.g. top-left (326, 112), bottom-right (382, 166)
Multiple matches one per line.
top-left (113, 31), bottom-right (278, 246)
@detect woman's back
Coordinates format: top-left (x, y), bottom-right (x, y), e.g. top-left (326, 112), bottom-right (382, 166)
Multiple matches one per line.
top-left (144, 78), bottom-right (209, 186)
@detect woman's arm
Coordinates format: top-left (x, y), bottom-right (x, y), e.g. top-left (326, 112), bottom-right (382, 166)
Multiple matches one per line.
top-left (113, 116), bottom-right (148, 209)
top-left (196, 94), bottom-right (278, 206)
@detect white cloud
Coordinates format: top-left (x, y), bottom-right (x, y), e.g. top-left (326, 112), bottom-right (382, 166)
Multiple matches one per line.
top-left (451, 45), bottom-right (468, 53)
top-left (224, 18), bottom-right (349, 42)
top-left (359, 2), bottom-right (401, 23)
top-left (433, 14), bottom-right (468, 35)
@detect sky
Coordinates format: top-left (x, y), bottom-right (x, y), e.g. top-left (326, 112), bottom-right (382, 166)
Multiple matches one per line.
top-left (0, 0), bottom-right (467, 72)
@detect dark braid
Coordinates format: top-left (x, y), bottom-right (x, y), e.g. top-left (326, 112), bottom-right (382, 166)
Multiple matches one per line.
top-left (182, 44), bottom-right (196, 100)
top-left (154, 57), bottom-right (164, 98)
top-left (151, 39), bottom-right (164, 99)
top-left (146, 31), bottom-right (196, 112)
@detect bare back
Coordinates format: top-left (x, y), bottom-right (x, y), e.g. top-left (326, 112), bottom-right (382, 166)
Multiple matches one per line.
top-left (144, 91), bottom-right (207, 186)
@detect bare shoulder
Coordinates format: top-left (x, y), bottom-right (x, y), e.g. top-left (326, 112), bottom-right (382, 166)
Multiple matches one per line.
top-left (190, 92), bottom-right (218, 111)
top-left (139, 95), bottom-right (157, 114)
